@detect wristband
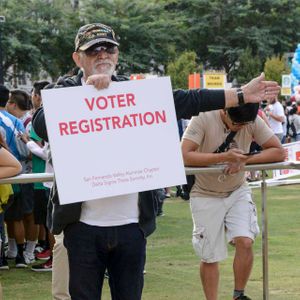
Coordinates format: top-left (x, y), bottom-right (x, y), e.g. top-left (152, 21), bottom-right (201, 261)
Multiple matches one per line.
top-left (237, 88), bottom-right (245, 106)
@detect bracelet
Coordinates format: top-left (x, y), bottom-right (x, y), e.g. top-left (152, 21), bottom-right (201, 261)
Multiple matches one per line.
top-left (236, 88), bottom-right (245, 106)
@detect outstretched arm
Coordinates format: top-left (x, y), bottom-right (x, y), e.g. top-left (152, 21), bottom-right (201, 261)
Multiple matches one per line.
top-left (174, 73), bottom-right (280, 120)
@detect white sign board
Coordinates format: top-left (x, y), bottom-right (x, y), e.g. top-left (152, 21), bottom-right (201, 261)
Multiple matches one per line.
top-left (42, 77), bottom-right (186, 204)
top-left (281, 74), bottom-right (291, 88)
top-left (273, 141), bottom-right (300, 179)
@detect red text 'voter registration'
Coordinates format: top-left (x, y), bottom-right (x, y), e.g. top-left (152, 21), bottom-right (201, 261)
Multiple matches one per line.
top-left (84, 93), bottom-right (136, 111)
top-left (58, 92), bottom-right (167, 136)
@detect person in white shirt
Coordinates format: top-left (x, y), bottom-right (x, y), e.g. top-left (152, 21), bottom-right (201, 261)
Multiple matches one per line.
top-left (265, 98), bottom-right (285, 142)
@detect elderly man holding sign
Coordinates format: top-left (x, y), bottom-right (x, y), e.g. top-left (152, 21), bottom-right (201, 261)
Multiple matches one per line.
top-left (33, 23), bottom-right (280, 300)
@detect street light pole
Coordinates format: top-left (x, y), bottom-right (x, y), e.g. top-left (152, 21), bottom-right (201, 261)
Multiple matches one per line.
top-left (0, 16), bottom-right (6, 85)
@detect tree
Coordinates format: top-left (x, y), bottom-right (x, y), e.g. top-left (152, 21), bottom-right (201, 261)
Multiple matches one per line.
top-left (2, 0), bottom-right (41, 85)
top-left (79, 0), bottom-right (184, 75)
top-left (28, 0), bottom-right (80, 80)
top-left (1, 0), bottom-right (79, 84)
top-left (166, 51), bottom-right (199, 89)
top-left (166, 0), bottom-right (300, 80)
top-left (234, 47), bottom-right (262, 84)
top-left (264, 55), bottom-right (290, 84)
top-left (1, 0), bottom-right (300, 84)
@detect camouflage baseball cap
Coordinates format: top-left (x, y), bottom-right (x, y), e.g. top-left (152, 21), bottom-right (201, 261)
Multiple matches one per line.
top-left (75, 23), bottom-right (119, 51)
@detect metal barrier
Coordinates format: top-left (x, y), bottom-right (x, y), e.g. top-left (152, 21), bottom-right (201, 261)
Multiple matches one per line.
top-left (1, 161), bottom-right (300, 300)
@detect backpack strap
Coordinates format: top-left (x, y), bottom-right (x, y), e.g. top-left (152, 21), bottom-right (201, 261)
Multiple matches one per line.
top-left (185, 131), bottom-right (237, 200)
top-left (214, 131), bottom-right (237, 153)
top-left (23, 116), bottom-right (32, 129)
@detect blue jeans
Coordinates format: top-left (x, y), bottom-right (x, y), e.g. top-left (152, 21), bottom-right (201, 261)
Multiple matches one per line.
top-left (64, 222), bottom-right (146, 300)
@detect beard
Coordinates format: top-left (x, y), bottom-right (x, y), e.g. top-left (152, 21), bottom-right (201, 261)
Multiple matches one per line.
top-left (93, 60), bottom-right (116, 76)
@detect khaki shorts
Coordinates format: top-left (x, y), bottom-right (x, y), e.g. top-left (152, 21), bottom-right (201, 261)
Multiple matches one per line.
top-left (190, 185), bottom-right (259, 263)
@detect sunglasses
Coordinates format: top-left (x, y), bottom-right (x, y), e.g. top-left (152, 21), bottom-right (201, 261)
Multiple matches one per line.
top-left (84, 44), bottom-right (118, 56)
top-left (231, 120), bottom-right (254, 126)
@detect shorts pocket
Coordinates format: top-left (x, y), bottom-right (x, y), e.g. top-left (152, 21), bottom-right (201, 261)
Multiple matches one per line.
top-left (248, 200), bottom-right (260, 237)
top-left (192, 227), bottom-right (213, 260)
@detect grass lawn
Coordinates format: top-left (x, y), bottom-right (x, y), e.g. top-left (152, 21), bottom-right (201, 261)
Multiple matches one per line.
top-left (1, 184), bottom-right (300, 300)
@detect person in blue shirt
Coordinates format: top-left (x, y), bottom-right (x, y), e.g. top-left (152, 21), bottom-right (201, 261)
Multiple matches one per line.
top-left (0, 85), bottom-right (29, 268)
top-left (0, 85), bottom-right (26, 161)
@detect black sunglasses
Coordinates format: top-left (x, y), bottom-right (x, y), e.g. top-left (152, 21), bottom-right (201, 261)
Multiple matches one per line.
top-left (84, 44), bottom-right (118, 56)
top-left (231, 120), bottom-right (254, 126)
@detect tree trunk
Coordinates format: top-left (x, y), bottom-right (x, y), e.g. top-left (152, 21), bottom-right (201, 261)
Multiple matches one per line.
top-left (72, 0), bottom-right (79, 10)
top-left (13, 64), bottom-right (18, 88)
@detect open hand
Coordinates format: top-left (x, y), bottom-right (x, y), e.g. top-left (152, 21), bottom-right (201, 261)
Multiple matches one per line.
top-left (242, 72), bottom-right (280, 104)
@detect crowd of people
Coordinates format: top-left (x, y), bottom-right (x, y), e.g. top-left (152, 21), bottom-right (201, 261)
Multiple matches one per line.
top-left (258, 96), bottom-right (300, 145)
top-left (0, 82), bottom-right (54, 272)
top-left (0, 22), bottom-right (285, 300)
top-left (281, 98), bottom-right (300, 143)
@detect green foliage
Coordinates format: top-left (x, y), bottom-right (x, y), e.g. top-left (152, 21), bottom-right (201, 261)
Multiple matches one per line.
top-left (79, 0), bottom-right (183, 75)
top-left (1, 0), bottom-right (300, 83)
top-left (2, 0), bottom-right (41, 82)
top-left (166, 51), bottom-right (199, 89)
top-left (33, 1), bottom-right (80, 79)
top-left (264, 55), bottom-right (290, 84)
top-left (1, 0), bottom-right (79, 82)
top-left (166, 0), bottom-right (300, 80)
top-left (235, 47), bottom-right (262, 84)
